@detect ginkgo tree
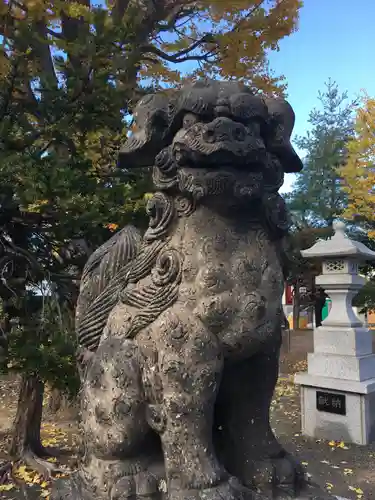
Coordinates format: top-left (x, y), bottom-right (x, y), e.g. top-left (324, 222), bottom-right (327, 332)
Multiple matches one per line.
top-left (0, 0), bottom-right (301, 96)
top-left (339, 94), bottom-right (375, 237)
top-left (0, 0), bottom-right (302, 477)
top-left (339, 95), bottom-right (375, 316)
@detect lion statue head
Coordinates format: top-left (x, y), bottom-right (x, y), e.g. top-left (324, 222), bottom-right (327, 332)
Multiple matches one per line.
top-left (118, 79), bottom-right (302, 235)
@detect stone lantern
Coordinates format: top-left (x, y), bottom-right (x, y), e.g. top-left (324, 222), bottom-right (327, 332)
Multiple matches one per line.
top-left (295, 221), bottom-right (375, 445)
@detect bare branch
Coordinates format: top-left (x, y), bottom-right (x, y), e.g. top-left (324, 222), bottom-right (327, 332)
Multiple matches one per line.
top-left (140, 33), bottom-right (217, 63)
top-left (156, 5), bottom-right (195, 32)
top-left (147, 0), bottom-right (268, 68)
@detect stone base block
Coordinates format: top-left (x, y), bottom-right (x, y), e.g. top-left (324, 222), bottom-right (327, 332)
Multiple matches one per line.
top-left (307, 352), bottom-right (375, 381)
top-left (313, 326), bottom-right (372, 356)
top-left (295, 373), bottom-right (375, 445)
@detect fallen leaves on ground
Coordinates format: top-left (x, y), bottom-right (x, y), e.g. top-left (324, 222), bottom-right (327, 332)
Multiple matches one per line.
top-left (270, 374), bottom-right (375, 499)
top-left (1, 363), bottom-right (374, 499)
top-left (325, 481), bottom-right (333, 492)
top-left (328, 440), bottom-right (350, 450)
top-left (0, 483), bottom-right (15, 491)
top-left (0, 421), bottom-right (75, 499)
top-left (349, 485), bottom-right (364, 499)
top-left (41, 423), bottom-right (69, 448)
top-left (0, 460), bottom-right (71, 498)
top-left (289, 359), bottom-right (308, 373)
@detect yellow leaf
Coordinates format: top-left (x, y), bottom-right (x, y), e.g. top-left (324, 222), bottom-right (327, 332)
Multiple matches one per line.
top-left (104, 223), bottom-right (119, 232)
top-left (63, 2), bottom-right (91, 20)
top-left (0, 483), bottom-right (15, 491)
top-left (339, 94), bottom-right (375, 227)
top-left (349, 486), bottom-right (364, 494)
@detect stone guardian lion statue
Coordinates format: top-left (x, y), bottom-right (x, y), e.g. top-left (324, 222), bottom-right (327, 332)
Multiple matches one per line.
top-left (53, 80), bottom-right (334, 500)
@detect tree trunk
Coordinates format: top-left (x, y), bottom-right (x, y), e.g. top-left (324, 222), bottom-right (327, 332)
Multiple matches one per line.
top-left (10, 373), bottom-right (45, 457)
top-left (48, 387), bottom-right (63, 413)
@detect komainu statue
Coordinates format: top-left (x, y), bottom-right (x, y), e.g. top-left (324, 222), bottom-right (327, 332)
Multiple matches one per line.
top-left (53, 80), bottom-right (333, 500)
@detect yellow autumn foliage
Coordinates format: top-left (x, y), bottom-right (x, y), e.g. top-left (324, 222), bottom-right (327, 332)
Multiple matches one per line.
top-left (339, 95), bottom-right (375, 237)
top-left (0, 0), bottom-right (302, 94)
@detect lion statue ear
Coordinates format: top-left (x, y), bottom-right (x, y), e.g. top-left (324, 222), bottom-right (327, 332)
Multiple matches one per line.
top-left (264, 98), bottom-right (303, 173)
top-left (118, 93), bottom-right (170, 169)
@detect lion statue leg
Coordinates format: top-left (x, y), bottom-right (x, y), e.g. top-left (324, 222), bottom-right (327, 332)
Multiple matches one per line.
top-left (147, 310), bottom-right (258, 500)
top-left (214, 340), bottom-right (304, 498)
top-left (53, 337), bottom-right (165, 500)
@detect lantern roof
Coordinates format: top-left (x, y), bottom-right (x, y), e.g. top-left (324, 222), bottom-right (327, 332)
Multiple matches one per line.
top-left (301, 221), bottom-right (375, 260)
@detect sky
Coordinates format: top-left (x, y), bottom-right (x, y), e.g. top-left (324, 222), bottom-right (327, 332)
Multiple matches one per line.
top-left (271, 0), bottom-right (375, 193)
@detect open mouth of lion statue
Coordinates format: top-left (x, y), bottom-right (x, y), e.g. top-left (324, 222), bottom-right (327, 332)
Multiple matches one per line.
top-left (171, 107), bottom-right (268, 169)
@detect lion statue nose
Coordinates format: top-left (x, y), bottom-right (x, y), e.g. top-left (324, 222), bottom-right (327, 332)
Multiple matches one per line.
top-left (202, 117), bottom-right (247, 144)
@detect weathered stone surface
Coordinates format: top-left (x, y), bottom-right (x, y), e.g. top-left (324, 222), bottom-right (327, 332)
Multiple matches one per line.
top-left (52, 79), bottom-right (334, 500)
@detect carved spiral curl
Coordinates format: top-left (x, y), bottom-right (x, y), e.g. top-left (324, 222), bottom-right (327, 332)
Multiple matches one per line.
top-left (153, 148), bottom-right (179, 190)
top-left (155, 146), bottom-right (176, 174)
top-left (151, 248), bottom-right (182, 286)
top-left (144, 192), bottom-right (176, 242)
top-left (122, 247), bottom-right (183, 339)
top-left (177, 170), bottom-right (206, 200)
top-left (175, 195), bottom-right (195, 217)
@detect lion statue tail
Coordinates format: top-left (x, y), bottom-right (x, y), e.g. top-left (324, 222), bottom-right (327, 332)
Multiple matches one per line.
top-left (75, 225), bottom-right (142, 357)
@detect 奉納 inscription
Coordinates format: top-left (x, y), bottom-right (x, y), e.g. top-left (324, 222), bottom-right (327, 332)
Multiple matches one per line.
top-left (316, 391), bottom-right (346, 416)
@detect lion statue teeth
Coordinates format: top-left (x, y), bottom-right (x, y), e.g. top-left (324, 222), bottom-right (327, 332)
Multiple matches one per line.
top-left (52, 80), bottom-right (335, 500)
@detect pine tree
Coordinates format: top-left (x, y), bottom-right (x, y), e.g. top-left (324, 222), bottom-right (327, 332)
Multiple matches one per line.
top-left (286, 79), bottom-right (357, 227)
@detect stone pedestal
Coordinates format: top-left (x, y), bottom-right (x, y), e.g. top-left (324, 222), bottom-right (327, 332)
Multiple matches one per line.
top-left (295, 221), bottom-right (375, 445)
top-left (295, 361), bottom-right (375, 445)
